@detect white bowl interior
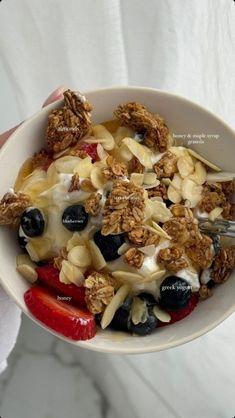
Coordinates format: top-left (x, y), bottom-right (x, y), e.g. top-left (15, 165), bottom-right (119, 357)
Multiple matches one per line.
top-left (0, 87), bottom-right (234, 353)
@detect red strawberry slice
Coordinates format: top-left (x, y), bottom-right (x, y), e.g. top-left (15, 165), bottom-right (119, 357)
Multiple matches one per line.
top-left (159, 294), bottom-right (199, 326)
top-left (24, 287), bottom-right (96, 340)
top-left (36, 265), bottom-right (86, 307)
top-left (79, 143), bottom-right (99, 162)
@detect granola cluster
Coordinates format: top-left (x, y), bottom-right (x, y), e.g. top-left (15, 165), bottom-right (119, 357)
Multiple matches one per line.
top-left (211, 246), bottom-right (235, 283)
top-left (157, 246), bottom-right (188, 272)
top-left (123, 247), bottom-right (145, 269)
top-left (84, 193), bottom-right (102, 216)
top-left (68, 173), bottom-right (80, 192)
top-left (128, 156), bottom-right (144, 174)
top-left (199, 182), bottom-right (233, 220)
top-left (31, 149), bottom-right (51, 170)
top-left (0, 191), bottom-right (31, 228)
top-left (80, 179), bottom-right (96, 192)
top-left (101, 180), bottom-right (145, 235)
top-left (153, 151), bottom-right (178, 178)
top-left (128, 226), bottom-right (160, 246)
top-left (163, 216), bottom-right (199, 245)
top-left (84, 271), bottom-right (116, 314)
top-left (46, 90), bottom-right (93, 154)
top-left (147, 182), bottom-right (168, 200)
top-left (102, 156), bottom-right (128, 180)
top-left (114, 102), bottom-right (170, 152)
top-left (185, 234), bottom-right (214, 269)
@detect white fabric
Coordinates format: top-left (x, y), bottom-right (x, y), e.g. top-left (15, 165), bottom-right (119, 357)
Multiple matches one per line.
top-left (0, 0), bottom-right (235, 415)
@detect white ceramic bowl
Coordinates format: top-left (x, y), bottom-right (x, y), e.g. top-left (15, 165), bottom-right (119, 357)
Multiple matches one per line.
top-left (0, 87), bottom-right (235, 354)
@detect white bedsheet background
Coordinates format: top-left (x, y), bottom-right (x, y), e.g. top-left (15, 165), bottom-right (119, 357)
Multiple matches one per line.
top-left (0, 0), bottom-right (235, 416)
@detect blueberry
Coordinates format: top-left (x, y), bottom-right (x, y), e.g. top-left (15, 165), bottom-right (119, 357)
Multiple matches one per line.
top-left (110, 298), bottom-right (132, 332)
top-left (160, 276), bottom-right (192, 311)
top-left (62, 205), bottom-right (88, 231)
top-left (18, 228), bottom-right (28, 252)
top-left (138, 293), bottom-right (158, 307)
top-left (93, 230), bottom-right (125, 261)
top-left (21, 208), bottom-right (45, 238)
top-left (134, 132), bottom-right (145, 143)
top-left (210, 234), bottom-right (221, 256)
top-left (128, 312), bottom-right (157, 336)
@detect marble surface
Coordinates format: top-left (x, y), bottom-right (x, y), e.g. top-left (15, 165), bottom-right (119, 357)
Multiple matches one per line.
top-left (1, 313), bottom-right (235, 418)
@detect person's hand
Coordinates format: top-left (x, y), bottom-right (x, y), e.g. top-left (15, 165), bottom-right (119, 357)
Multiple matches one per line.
top-left (0, 86), bottom-right (65, 148)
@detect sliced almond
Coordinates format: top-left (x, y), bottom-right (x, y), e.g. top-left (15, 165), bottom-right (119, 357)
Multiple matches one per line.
top-left (181, 178), bottom-right (203, 207)
top-left (143, 172), bottom-right (157, 185)
top-left (67, 245), bottom-right (92, 267)
top-left (101, 284), bottom-right (130, 329)
top-left (150, 200), bottom-right (173, 223)
top-left (114, 126), bottom-right (135, 145)
top-left (25, 242), bottom-right (40, 262)
top-left (169, 146), bottom-right (188, 158)
top-left (59, 269), bottom-right (70, 284)
top-left (139, 244), bottom-right (156, 257)
top-left (153, 305), bottom-right (171, 323)
top-left (144, 181), bottom-right (160, 189)
top-left (118, 144), bottom-right (134, 162)
top-left (97, 144), bottom-right (109, 161)
top-left (177, 155), bottom-right (194, 178)
top-left (61, 260), bottom-right (85, 286)
top-left (131, 297), bottom-right (148, 325)
top-left (130, 173), bottom-right (144, 186)
top-left (208, 207), bottom-right (223, 222)
top-left (66, 232), bottom-right (84, 252)
top-left (189, 161), bottom-right (207, 185)
top-left (122, 137), bottom-right (153, 169)
top-left (187, 149), bottom-right (221, 172)
top-left (143, 269), bottom-right (166, 283)
top-left (54, 156), bottom-right (82, 174)
top-left (117, 242), bottom-right (131, 256)
top-left (73, 156), bottom-right (93, 178)
top-left (152, 221), bottom-right (171, 240)
top-left (144, 200), bottom-right (153, 220)
top-left (166, 173), bottom-right (182, 204)
top-left (206, 172), bottom-right (235, 183)
top-left (16, 254), bottom-right (37, 268)
top-left (92, 125), bottom-right (115, 150)
top-left (90, 166), bottom-right (106, 189)
top-left (112, 271), bottom-right (143, 284)
top-left (17, 264), bottom-right (38, 283)
top-left (89, 240), bottom-right (107, 270)
top-left (150, 196), bottom-right (164, 202)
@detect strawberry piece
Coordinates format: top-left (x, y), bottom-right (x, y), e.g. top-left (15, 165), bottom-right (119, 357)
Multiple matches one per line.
top-left (36, 265), bottom-right (86, 307)
top-left (159, 294), bottom-right (199, 326)
top-left (24, 287), bottom-right (96, 340)
top-left (79, 143), bottom-right (99, 162)
top-left (42, 158), bottom-right (53, 172)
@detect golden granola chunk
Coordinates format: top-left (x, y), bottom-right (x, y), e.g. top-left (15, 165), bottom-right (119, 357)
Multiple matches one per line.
top-left (163, 216), bottom-right (199, 245)
top-left (84, 271), bottom-right (116, 314)
top-left (170, 204), bottom-right (193, 218)
top-left (114, 102), bottom-right (169, 152)
top-left (147, 182), bottom-right (168, 200)
top-left (128, 226), bottom-right (160, 246)
top-left (0, 191), bottom-right (31, 228)
top-left (185, 234), bottom-right (214, 269)
top-left (128, 156), bottom-right (144, 174)
top-left (103, 156), bottom-right (128, 180)
top-left (199, 182), bottom-right (232, 220)
top-left (101, 180), bottom-right (145, 235)
top-left (31, 149), bottom-right (51, 170)
top-left (154, 151), bottom-right (178, 178)
top-left (157, 246), bottom-right (188, 272)
top-left (84, 193), bottom-right (102, 216)
top-left (53, 248), bottom-right (68, 271)
top-left (68, 173), bottom-right (80, 192)
top-left (46, 89), bottom-right (93, 154)
top-left (80, 179), bottom-right (96, 192)
top-left (123, 247), bottom-right (145, 269)
top-left (211, 246), bottom-right (235, 283)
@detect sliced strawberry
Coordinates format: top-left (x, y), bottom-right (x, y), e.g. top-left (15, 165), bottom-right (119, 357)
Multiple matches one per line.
top-left (24, 287), bottom-right (96, 340)
top-left (36, 265), bottom-right (86, 307)
top-left (159, 294), bottom-right (199, 326)
top-left (79, 143), bottom-right (99, 162)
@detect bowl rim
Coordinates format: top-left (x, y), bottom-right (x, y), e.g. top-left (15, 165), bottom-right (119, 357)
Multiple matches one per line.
top-left (0, 85), bottom-right (235, 354)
